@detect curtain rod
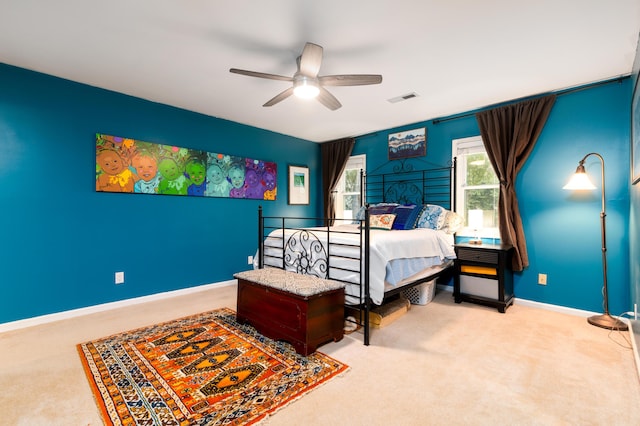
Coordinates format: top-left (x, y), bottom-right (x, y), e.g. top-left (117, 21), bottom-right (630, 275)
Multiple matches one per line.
top-left (352, 75), bottom-right (630, 140)
top-left (431, 75), bottom-right (629, 125)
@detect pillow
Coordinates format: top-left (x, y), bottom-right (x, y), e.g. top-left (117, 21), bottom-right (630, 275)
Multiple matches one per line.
top-left (391, 204), bottom-right (421, 230)
top-left (353, 203), bottom-right (397, 224)
top-left (415, 204), bottom-right (446, 230)
top-left (368, 203), bottom-right (398, 216)
top-left (353, 205), bottom-right (366, 223)
top-left (369, 214), bottom-right (396, 230)
top-left (441, 210), bottom-right (464, 234)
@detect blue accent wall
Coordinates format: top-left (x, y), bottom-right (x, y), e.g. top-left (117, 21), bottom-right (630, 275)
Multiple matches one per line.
top-left (1, 59), bottom-right (635, 324)
top-left (354, 80), bottom-right (632, 315)
top-left (0, 63), bottom-right (320, 324)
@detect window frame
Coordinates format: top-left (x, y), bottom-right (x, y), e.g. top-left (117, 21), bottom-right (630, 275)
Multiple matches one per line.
top-left (452, 136), bottom-right (500, 239)
top-left (334, 154), bottom-right (366, 220)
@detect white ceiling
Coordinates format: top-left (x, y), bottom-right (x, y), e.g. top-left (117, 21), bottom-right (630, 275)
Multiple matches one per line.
top-left (1, 1), bottom-right (639, 143)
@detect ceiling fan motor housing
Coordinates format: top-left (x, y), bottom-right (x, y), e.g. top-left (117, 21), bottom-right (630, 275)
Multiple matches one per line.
top-left (293, 74), bottom-right (320, 98)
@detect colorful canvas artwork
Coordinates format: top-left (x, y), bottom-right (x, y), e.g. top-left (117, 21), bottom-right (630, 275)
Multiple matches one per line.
top-left (95, 134), bottom-right (277, 200)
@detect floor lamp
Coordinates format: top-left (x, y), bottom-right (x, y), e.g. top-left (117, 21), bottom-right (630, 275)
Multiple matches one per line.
top-left (563, 152), bottom-right (628, 331)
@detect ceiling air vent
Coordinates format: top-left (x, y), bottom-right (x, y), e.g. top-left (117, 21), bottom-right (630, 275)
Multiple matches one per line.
top-left (387, 92), bottom-right (420, 104)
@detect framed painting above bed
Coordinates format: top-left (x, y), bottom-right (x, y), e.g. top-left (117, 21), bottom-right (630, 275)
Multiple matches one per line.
top-left (388, 127), bottom-right (426, 160)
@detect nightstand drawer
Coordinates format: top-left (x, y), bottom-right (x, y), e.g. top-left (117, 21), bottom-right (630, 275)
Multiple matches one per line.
top-left (456, 249), bottom-right (499, 264)
top-left (460, 265), bottom-right (497, 276)
top-left (460, 275), bottom-right (498, 299)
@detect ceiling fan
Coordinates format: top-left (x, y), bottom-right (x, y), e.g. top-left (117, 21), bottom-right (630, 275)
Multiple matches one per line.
top-left (229, 42), bottom-right (382, 110)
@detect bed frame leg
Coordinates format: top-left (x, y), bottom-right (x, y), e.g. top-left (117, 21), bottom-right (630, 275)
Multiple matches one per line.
top-left (364, 206), bottom-right (371, 346)
top-left (364, 302), bottom-right (370, 346)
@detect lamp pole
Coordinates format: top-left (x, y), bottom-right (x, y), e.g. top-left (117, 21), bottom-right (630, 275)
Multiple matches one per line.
top-left (571, 153), bottom-right (627, 331)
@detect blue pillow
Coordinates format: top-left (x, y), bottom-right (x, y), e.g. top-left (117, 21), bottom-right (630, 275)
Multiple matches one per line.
top-left (368, 203), bottom-right (398, 216)
top-left (353, 205), bottom-right (367, 223)
top-left (391, 205), bottom-right (421, 230)
top-left (415, 204), bottom-right (446, 229)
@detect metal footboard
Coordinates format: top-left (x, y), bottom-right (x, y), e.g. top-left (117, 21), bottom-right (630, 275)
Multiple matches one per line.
top-left (257, 206), bottom-right (373, 345)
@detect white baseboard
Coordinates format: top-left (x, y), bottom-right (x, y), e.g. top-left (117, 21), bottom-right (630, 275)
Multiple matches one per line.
top-left (0, 280), bottom-right (236, 334)
top-left (513, 297), bottom-right (600, 318)
top-left (0, 281), bottom-right (628, 336)
top-left (436, 283), bottom-right (613, 319)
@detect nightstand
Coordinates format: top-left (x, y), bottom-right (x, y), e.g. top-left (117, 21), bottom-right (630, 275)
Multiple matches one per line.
top-left (453, 243), bottom-right (514, 313)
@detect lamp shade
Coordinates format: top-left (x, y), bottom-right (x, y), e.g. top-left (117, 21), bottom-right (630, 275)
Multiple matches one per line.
top-left (468, 209), bottom-right (483, 230)
top-left (563, 170), bottom-right (596, 190)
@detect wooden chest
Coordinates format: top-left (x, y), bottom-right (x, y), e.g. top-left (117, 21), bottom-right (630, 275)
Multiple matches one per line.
top-left (234, 269), bottom-right (345, 356)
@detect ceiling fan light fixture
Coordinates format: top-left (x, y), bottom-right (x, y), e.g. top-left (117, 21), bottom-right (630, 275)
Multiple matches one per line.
top-left (230, 42), bottom-right (381, 109)
top-left (293, 76), bottom-right (320, 99)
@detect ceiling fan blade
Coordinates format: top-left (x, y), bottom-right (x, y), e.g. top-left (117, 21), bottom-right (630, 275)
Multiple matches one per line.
top-left (263, 87), bottom-right (295, 107)
top-left (230, 68), bottom-right (293, 82)
top-left (319, 74), bottom-right (383, 86)
top-left (298, 42), bottom-right (323, 77)
top-left (317, 87), bottom-right (342, 111)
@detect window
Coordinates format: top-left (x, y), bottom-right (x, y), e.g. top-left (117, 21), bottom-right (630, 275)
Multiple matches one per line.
top-left (452, 136), bottom-right (499, 239)
top-left (334, 154), bottom-right (366, 220)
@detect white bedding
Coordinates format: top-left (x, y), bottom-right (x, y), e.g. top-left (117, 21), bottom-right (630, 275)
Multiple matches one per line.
top-left (258, 224), bottom-right (455, 305)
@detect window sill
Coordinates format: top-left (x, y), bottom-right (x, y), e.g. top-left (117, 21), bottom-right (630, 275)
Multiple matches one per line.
top-left (456, 227), bottom-right (500, 240)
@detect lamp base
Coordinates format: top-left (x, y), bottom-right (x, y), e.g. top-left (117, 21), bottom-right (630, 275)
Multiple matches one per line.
top-left (587, 314), bottom-right (628, 331)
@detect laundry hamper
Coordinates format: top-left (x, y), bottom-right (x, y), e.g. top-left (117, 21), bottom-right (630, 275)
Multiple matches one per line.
top-left (401, 280), bottom-right (436, 305)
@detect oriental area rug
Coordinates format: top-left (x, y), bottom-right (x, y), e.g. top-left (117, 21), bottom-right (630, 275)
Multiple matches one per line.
top-left (77, 307), bottom-right (348, 425)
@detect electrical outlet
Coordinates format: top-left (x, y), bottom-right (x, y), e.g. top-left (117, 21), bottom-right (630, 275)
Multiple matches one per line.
top-left (247, 255), bottom-right (253, 265)
top-left (538, 273), bottom-right (547, 285)
top-left (115, 271), bottom-right (125, 284)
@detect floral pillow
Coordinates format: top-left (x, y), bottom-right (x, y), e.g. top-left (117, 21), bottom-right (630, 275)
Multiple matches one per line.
top-left (353, 203), bottom-right (398, 224)
top-left (415, 204), bottom-right (446, 230)
top-left (369, 214), bottom-right (396, 230)
top-left (441, 210), bottom-right (464, 234)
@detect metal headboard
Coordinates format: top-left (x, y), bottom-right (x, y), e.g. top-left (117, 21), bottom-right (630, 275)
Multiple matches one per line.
top-left (363, 158), bottom-right (457, 210)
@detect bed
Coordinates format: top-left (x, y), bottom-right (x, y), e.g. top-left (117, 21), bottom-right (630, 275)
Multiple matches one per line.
top-left (256, 159), bottom-right (460, 345)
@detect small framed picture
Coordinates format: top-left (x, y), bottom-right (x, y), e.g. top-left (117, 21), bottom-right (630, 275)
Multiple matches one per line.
top-left (388, 127), bottom-right (427, 160)
top-left (288, 165), bottom-right (309, 205)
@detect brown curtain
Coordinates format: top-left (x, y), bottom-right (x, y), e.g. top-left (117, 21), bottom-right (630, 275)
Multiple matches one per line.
top-left (321, 137), bottom-right (355, 221)
top-left (475, 95), bottom-right (556, 271)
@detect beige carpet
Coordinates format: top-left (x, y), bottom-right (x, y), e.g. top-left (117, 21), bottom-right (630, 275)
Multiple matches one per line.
top-left (0, 284), bottom-right (639, 425)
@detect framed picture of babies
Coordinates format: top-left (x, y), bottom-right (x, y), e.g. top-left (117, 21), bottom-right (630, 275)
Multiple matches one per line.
top-left (288, 165), bottom-right (309, 205)
top-left (95, 134), bottom-right (278, 200)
